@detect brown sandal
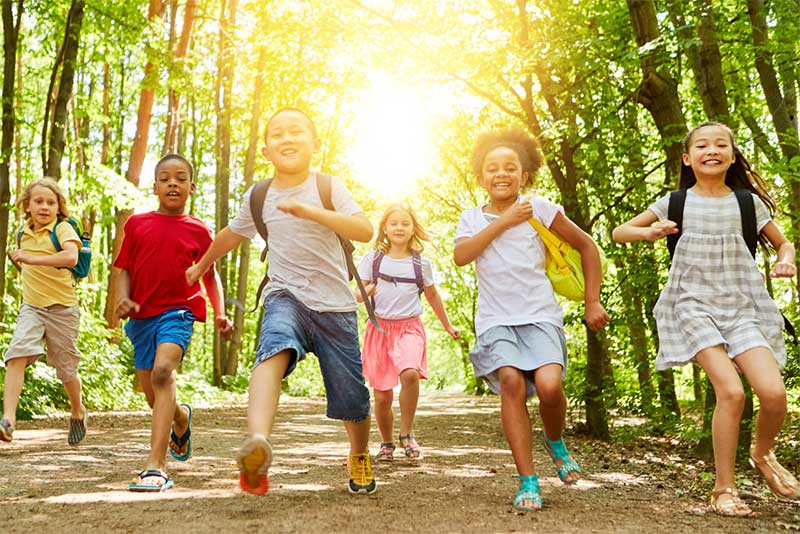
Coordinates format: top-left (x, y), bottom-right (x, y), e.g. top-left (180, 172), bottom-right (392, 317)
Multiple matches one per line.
top-left (749, 449), bottom-right (800, 500)
top-left (709, 488), bottom-right (755, 517)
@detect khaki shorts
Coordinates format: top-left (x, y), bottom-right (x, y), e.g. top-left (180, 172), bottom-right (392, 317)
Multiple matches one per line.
top-left (5, 303), bottom-right (81, 382)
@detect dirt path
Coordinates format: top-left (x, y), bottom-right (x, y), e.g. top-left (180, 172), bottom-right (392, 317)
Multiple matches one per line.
top-left (1, 392), bottom-right (798, 533)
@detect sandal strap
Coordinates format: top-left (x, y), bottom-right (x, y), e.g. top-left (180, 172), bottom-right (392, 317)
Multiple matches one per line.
top-left (514, 475), bottom-right (542, 510)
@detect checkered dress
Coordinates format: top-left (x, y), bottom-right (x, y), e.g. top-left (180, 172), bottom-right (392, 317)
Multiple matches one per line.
top-left (649, 190), bottom-right (786, 370)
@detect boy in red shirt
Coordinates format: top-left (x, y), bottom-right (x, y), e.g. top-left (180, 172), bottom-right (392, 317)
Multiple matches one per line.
top-left (114, 154), bottom-right (233, 492)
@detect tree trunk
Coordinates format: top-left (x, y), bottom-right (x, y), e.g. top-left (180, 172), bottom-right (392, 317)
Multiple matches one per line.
top-left (163, 0), bottom-right (197, 155)
top-left (44, 0), bottom-right (85, 180)
top-left (0, 0), bottom-right (23, 313)
top-left (585, 326), bottom-right (609, 440)
top-left (626, 0), bottom-right (687, 186)
top-left (104, 0), bottom-right (164, 328)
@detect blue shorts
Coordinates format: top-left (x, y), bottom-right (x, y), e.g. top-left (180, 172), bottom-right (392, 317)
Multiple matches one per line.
top-left (125, 308), bottom-right (196, 370)
top-left (469, 323), bottom-right (567, 399)
top-left (255, 289), bottom-right (370, 421)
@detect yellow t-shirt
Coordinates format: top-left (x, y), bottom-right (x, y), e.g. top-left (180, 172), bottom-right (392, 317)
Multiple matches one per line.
top-left (18, 219), bottom-right (80, 307)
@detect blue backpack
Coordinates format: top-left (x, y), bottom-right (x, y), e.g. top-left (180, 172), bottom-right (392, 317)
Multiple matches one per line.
top-left (17, 218), bottom-right (92, 279)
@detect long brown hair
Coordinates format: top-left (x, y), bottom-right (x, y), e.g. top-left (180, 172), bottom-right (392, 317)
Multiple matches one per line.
top-left (374, 203), bottom-right (429, 254)
top-left (680, 122), bottom-right (776, 216)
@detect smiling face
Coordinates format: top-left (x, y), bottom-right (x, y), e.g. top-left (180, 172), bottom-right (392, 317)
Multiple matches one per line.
top-left (262, 110), bottom-right (319, 177)
top-left (682, 124), bottom-right (735, 179)
top-left (154, 158), bottom-right (194, 215)
top-left (27, 185), bottom-right (60, 229)
top-left (383, 208), bottom-right (415, 249)
top-left (479, 146), bottom-right (529, 202)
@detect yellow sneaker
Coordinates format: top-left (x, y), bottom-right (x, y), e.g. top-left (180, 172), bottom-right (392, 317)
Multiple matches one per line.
top-left (348, 452), bottom-right (377, 494)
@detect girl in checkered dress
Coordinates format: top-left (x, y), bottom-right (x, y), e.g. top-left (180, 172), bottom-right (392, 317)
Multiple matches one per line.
top-left (613, 122), bottom-right (799, 516)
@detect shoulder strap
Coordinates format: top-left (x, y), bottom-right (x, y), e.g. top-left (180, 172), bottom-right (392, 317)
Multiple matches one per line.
top-left (412, 251), bottom-right (424, 293)
top-left (16, 226), bottom-right (24, 248)
top-left (734, 189), bottom-right (757, 259)
top-left (50, 220), bottom-right (63, 252)
top-left (316, 172), bottom-right (383, 332)
top-left (666, 189), bottom-right (687, 260)
top-left (250, 179), bottom-right (272, 262)
top-left (372, 251), bottom-right (384, 283)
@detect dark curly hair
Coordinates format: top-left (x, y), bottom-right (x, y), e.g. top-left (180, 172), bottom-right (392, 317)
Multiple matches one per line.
top-left (470, 127), bottom-right (544, 186)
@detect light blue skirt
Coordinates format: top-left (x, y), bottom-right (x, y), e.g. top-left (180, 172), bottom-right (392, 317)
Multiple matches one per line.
top-left (469, 323), bottom-right (567, 399)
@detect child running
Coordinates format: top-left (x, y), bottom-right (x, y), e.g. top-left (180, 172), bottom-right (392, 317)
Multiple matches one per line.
top-left (356, 203), bottom-right (460, 461)
top-left (453, 127), bottom-right (610, 511)
top-left (115, 154), bottom-right (232, 492)
top-left (1, 178), bottom-right (87, 445)
top-left (612, 122), bottom-right (799, 516)
top-left (185, 108), bottom-right (377, 496)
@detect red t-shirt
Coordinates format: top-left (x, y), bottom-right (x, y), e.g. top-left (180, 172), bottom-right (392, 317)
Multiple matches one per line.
top-left (114, 211), bottom-right (214, 321)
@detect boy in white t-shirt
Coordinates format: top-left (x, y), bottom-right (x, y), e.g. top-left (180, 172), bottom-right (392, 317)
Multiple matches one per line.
top-left (186, 109), bottom-right (376, 496)
top-left (454, 127), bottom-right (609, 511)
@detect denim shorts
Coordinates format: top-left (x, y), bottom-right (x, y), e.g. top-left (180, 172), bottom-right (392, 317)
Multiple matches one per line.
top-left (125, 308), bottom-right (196, 370)
top-left (255, 289), bottom-right (370, 421)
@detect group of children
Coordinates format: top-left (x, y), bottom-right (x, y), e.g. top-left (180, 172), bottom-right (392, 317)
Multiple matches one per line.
top-left (1, 109), bottom-right (798, 514)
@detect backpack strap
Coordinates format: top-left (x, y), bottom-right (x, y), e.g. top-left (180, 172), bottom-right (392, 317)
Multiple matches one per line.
top-left (370, 251), bottom-right (384, 311)
top-left (734, 189), bottom-right (757, 259)
top-left (666, 189), bottom-right (687, 260)
top-left (50, 219), bottom-right (63, 252)
top-left (411, 251), bottom-right (424, 294)
top-left (250, 179), bottom-right (273, 311)
top-left (316, 172), bottom-right (383, 332)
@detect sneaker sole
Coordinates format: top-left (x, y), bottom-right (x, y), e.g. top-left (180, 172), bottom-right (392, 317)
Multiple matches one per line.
top-left (237, 436), bottom-right (272, 495)
top-left (348, 482), bottom-right (377, 495)
top-left (68, 406), bottom-right (88, 446)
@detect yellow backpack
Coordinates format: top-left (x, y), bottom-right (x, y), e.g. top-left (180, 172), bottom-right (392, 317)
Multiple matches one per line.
top-left (527, 215), bottom-right (607, 302)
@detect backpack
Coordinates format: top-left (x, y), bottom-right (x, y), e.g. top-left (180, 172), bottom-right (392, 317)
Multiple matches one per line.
top-left (369, 250), bottom-right (424, 309)
top-left (666, 188), bottom-right (796, 342)
top-left (17, 217), bottom-right (91, 279)
top-left (249, 172), bottom-right (381, 330)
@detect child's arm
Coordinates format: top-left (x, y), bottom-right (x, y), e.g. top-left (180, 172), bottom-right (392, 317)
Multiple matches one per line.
top-left (611, 210), bottom-right (678, 243)
top-left (10, 240), bottom-right (78, 268)
top-left (201, 267), bottom-right (234, 340)
top-left (354, 281), bottom-right (376, 303)
top-left (550, 212), bottom-right (610, 331)
top-left (275, 199), bottom-right (373, 243)
top-left (185, 227), bottom-right (244, 285)
top-left (453, 202), bottom-right (532, 266)
top-left (761, 221), bottom-right (797, 278)
top-left (114, 268), bottom-right (141, 319)
top-left (423, 285), bottom-right (460, 340)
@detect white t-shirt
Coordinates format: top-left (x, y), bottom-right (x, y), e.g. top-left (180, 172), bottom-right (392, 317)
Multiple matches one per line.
top-left (357, 250), bottom-right (434, 319)
top-left (229, 171), bottom-right (363, 312)
top-left (455, 196), bottom-right (564, 335)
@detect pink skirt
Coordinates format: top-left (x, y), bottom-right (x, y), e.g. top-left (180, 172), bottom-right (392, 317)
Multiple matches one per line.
top-left (362, 316), bottom-right (427, 391)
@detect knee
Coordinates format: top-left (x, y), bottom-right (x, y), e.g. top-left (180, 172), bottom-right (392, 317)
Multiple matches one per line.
top-left (757, 383), bottom-right (787, 412)
top-left (536, 382), bottom-right (564, 407)
top-left (150, 365), bottom-right (175, 389)
top-left (399, 369), bottom-right (419, 388)
top-left (715, 384), bottom-right (745, 410)
top-left (498, 369), bottom-right (525, 397)
top-left (374, 390), bottom-right (392, 408)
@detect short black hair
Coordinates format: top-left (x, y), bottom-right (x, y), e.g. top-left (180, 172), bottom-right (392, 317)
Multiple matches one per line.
top-left (265, 108), bottom-right (318, 141)
top-left (470, 127), bottom-right (544, 182)
top-left (155, 154), bottom-right (194, 181)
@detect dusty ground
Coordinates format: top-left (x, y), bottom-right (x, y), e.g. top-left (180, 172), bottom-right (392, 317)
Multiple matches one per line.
top-left (1, 391), bottom-right (799, 533)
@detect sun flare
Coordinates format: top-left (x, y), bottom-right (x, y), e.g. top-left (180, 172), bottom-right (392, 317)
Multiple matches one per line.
top-left (348, 73), bottom-right (437, 198)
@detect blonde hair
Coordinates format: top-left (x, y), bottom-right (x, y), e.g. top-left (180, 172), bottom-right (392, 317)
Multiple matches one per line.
top-left (374, 203), bottom-right (429, 254)
top-left (18, 177), bottom-right (70, 221)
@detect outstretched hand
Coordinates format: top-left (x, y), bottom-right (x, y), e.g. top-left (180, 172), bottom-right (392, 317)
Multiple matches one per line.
top-left (585, 301), bottom-right (610, 331)
top-left (445, 325), bottom-right (461, 340)
top-left (115, 297), bottom-right (141, 319)
top-left (770, 261), bottom-right (797, 278)
top-left (215, 315), bottom-right (234, 340)
top-left (644, 220), bottom-right (679, 241)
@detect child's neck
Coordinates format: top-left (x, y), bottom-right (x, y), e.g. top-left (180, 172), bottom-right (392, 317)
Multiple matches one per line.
top-left (387, 243), bottom-right (412, 258)
top-left (157, 206), bottom-right (186, 216)
top-left (485, 195), bottom-right (519, 215)
top-left (691, 176), bottom-right (731, 197)
top-left (272, 169), bottom-right (311, 189)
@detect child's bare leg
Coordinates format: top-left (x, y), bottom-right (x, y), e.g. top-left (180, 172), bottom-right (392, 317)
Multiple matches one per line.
top-left (344, 417), bottom-right (371, 455)
top-left (137, 369), bottom-right (156, 408)
top-left (398, 368), bottom-right (420, 437)
top-left (695, 345), bottom-right (744, 494)
top-left (2, 356), bottom-right (36, 427)
top-left (373, 388), bottom-right (394, 443)
top-left (143, 342), bottom-right (183, 472)
top-left (736, 347), bottom-right (797, 497)
top-left (247, 350), bottom-right (290, 437)
top-left (497, 366), bottom-right (534, 476)
top-left (534, 363), bottom-right (566, 441)
top-left (62, 377), bottom-right (84, 419)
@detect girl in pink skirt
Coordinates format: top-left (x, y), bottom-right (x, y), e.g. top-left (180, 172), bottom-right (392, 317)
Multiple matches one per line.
top-left (357, 203), bottom-right (460, 461)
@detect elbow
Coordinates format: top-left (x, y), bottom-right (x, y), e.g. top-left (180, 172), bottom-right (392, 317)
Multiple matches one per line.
top-left (66, 253), bottom-right (79, 268)
top-left (611, 226), bottom-right (623, 244)
top-left (453, 252), bottom-right (469, 267)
